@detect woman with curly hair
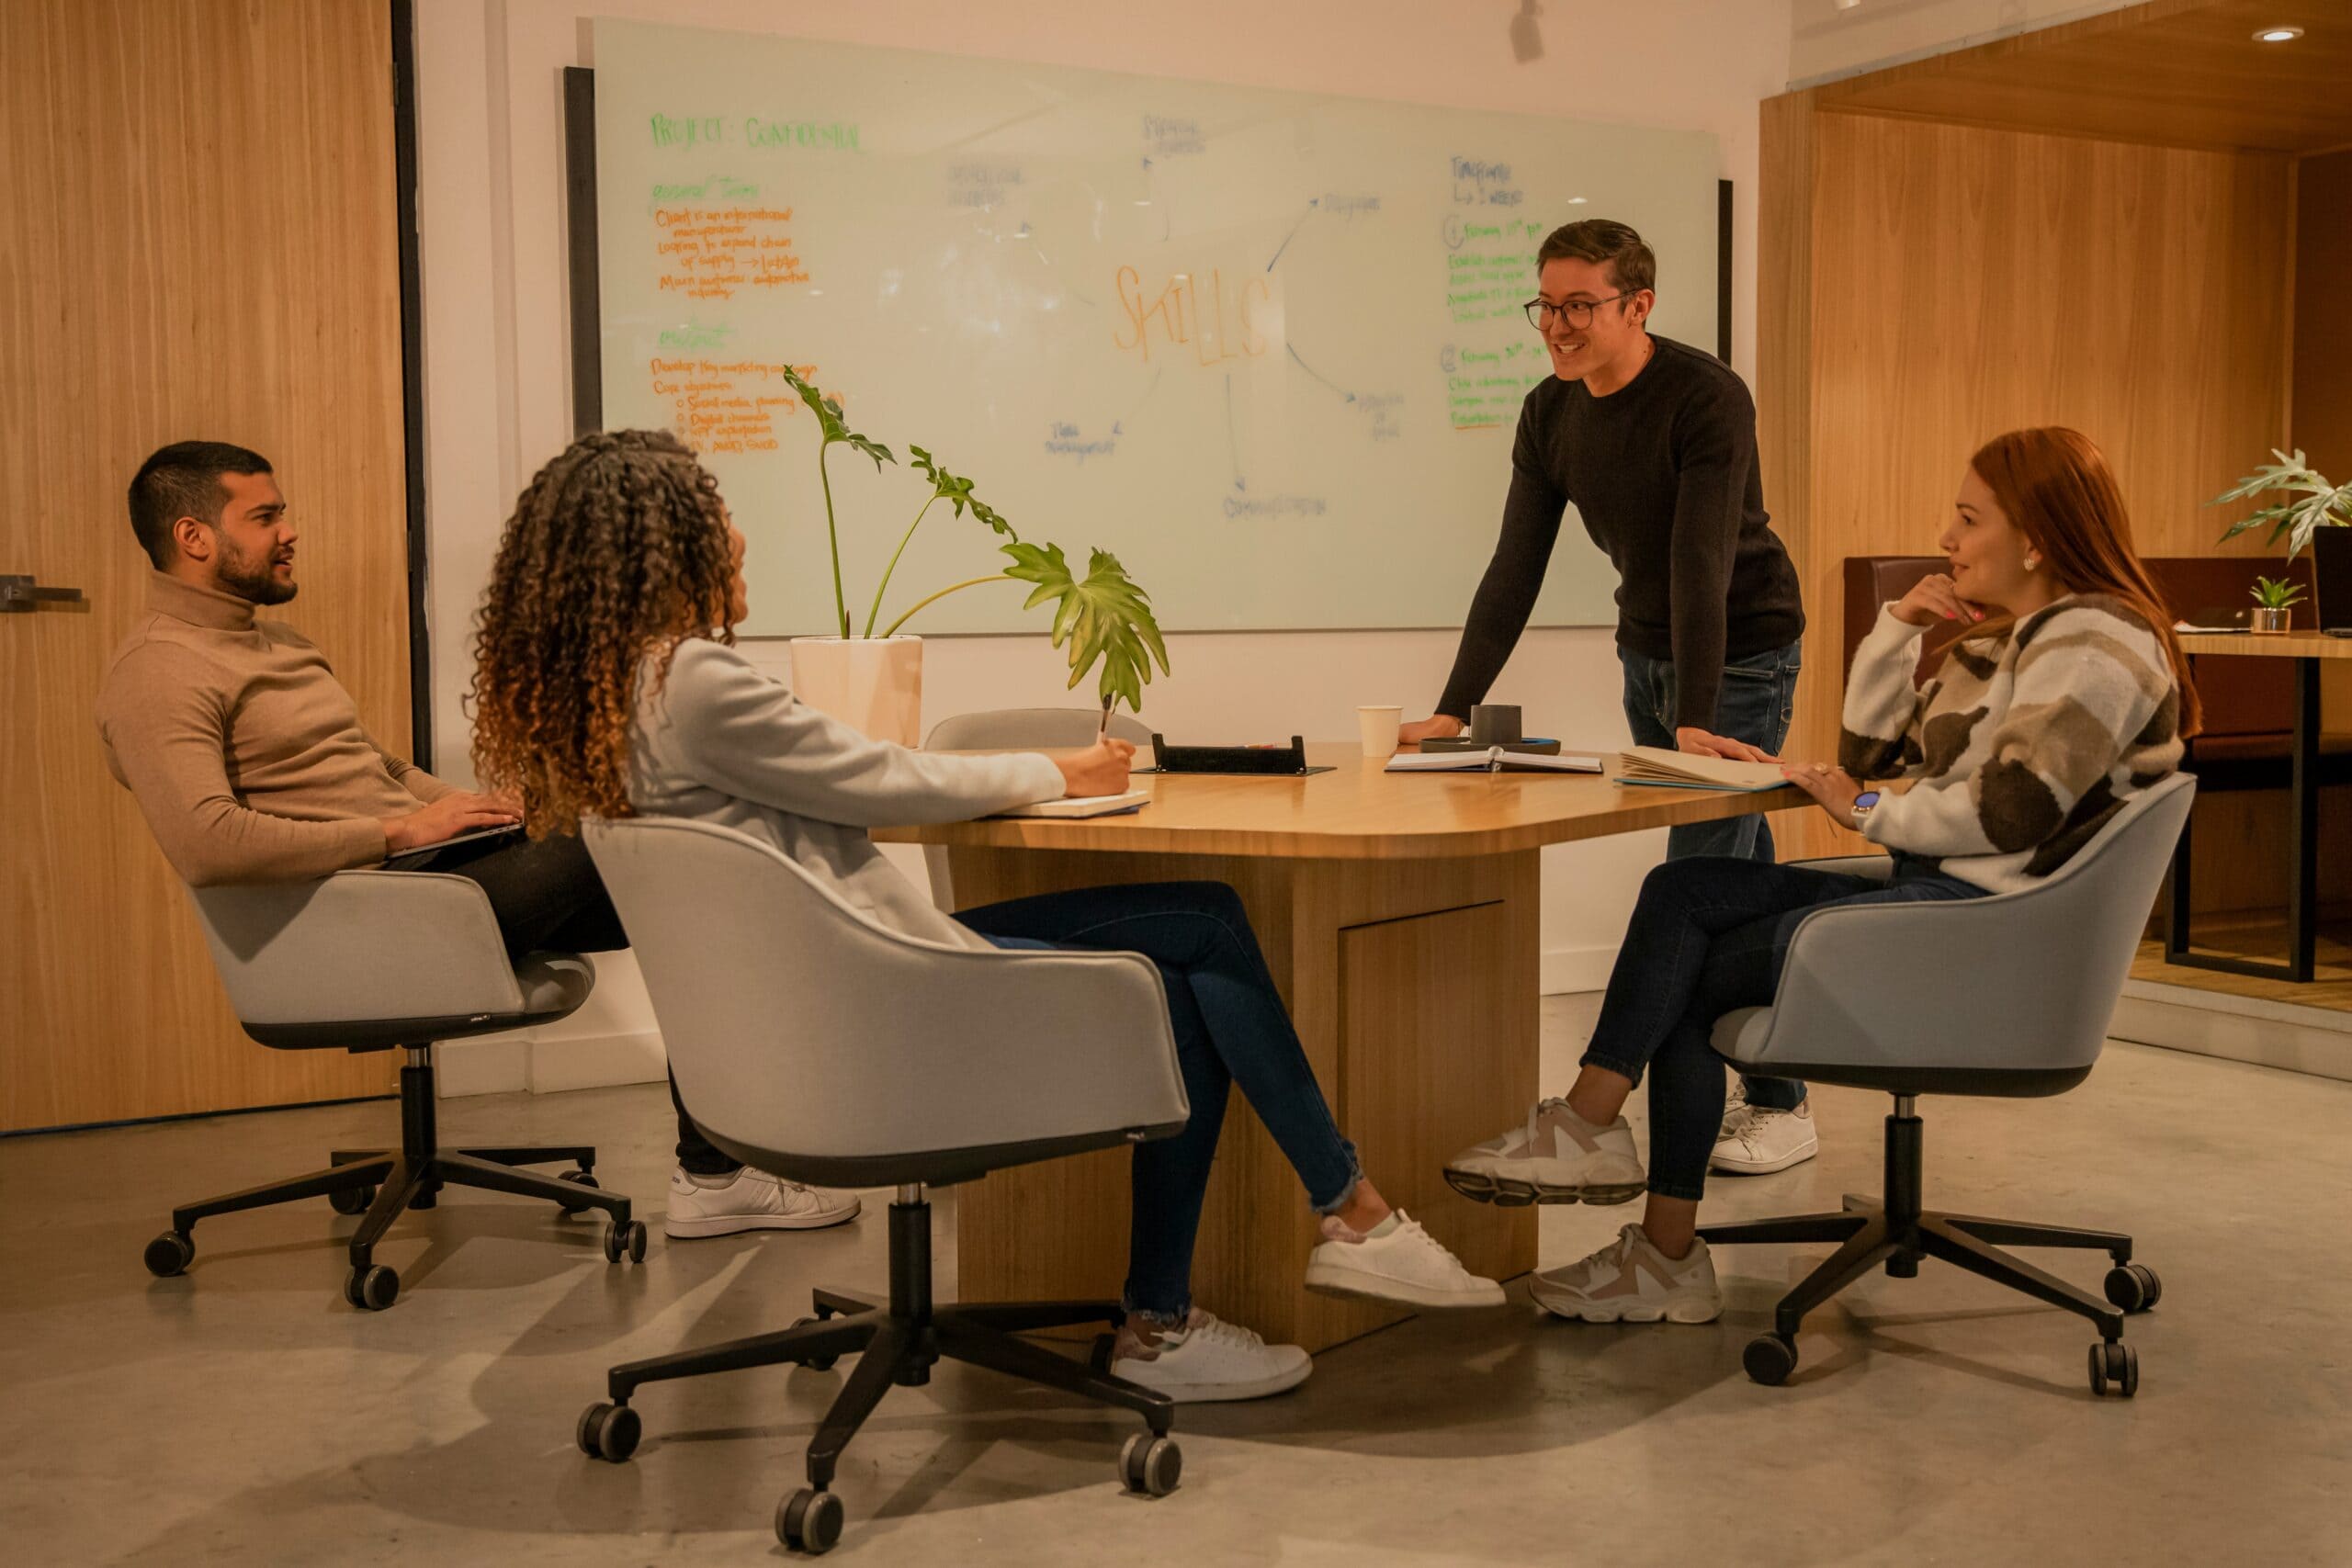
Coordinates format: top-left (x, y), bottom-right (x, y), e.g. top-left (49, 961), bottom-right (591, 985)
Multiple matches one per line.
top-left (471, 428), bottom-right (1500, 1404)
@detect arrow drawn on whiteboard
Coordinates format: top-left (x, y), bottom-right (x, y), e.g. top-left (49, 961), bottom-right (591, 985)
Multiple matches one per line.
top-left (1286, 342), bottom-right (1357, 403)
top-left (1224, 373), bottom-right (1246, 491)
top-left (1265, 197), bottom-right (1320, 273)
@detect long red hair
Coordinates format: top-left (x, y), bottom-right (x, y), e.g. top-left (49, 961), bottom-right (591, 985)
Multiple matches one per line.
top-left (1962, 427), bottom-right (2202, 739)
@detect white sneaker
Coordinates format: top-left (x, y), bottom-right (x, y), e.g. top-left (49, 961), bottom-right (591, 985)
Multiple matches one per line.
top-left (1711, 1099), bottom-right (1819, 1176)
top-left (1442, 1099), bottom-right (1646, 1206)
top-left (1303, 1210), bottom-right (1506, 1308)
top-left (662, 1166), bottom-right (862, 1238)
top-left (1109, 1309), bottom-right (1311, 1403)
top-left (1719, 1078), bottom-right (1750, 1138)
top-left (1529, 1224), bottom-right (1723, 1324)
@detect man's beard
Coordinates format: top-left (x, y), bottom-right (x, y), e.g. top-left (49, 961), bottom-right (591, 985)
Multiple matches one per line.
top-left (217, 540), bottom-right (298, 605)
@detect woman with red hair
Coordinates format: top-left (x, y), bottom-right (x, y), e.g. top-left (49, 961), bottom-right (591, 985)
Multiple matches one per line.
top-left (1442, 426), bottom-right (2198, 1325)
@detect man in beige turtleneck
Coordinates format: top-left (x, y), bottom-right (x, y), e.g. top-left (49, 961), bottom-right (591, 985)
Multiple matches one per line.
top-left (96, 441), bottom-right (860, 1237)
top-left (96, 442), bottom-right (516, 884)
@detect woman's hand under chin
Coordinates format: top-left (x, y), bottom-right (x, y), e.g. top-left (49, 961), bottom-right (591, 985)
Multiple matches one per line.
top-left (1780, 761), bottom-right (1864, 825)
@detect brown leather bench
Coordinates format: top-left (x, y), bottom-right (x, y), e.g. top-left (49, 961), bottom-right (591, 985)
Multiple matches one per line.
top-left (1840, 556), bottom-right (2352, 790)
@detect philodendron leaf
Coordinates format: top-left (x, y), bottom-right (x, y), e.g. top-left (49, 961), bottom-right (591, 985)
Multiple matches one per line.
top-left (779, 364), bottom-right (896, 469)
top-left (1001, 542), bottom-right (1172, 716)
top-left (910, 446), bottom-right (1017, 539)
top-left (2211, 448), bottom-right (2352, 557)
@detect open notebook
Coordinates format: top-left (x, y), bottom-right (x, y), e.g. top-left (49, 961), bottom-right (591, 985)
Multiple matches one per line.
top-left (992, 790), bottom-right (1152, 818)
top-left (1615, 746), bottom-right (1789, 793)
top-left (1385, 748), bottom-right (1602, 774)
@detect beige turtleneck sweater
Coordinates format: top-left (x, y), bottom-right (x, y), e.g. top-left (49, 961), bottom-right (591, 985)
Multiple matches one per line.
top-left (96, 571), bottom-right (456, 886)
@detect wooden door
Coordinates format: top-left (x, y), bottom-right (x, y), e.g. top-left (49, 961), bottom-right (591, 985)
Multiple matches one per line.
top-left (0, 1), bottom-right (409, 1130)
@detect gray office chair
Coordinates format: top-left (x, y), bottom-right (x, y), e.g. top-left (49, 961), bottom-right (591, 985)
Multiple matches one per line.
top-left (1699, 773), bottom-right (2196, 1398)
top-left (577, 816), bottom-right (1190, 1554)
top-left (921, 706), bottom-right (1152, 908)
top-left (143, 872), bottom-right (646, 1311)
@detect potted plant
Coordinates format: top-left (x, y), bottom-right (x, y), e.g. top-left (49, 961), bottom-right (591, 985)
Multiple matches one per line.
top-left (775, 366), bottom-right (1170, 746)
top-left (2211, 449), bottom-right (2352, 621)
top-left (2248, 576), bottom-right (2303, 635)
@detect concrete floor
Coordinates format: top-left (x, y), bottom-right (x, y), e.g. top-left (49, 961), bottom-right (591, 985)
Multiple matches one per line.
top-left (5, 997), bottom-right (2348, 1565)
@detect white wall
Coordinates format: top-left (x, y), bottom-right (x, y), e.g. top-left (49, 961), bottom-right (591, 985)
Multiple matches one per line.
top-left (413, 0), bottom-right (1795, 1089)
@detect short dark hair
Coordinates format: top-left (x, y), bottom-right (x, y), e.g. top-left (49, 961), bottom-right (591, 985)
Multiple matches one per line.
top-left (128, 441), bottom-right (273, 569)
top-left (1535, 219), bottom-right (1656, 296)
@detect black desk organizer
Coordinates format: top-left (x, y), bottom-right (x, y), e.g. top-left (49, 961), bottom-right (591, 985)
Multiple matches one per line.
top-left (1146, 735), bottom-right (1335, 776)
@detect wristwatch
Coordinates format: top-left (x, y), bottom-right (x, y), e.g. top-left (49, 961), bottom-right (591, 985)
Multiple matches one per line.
top-left (1849, 789), bottom-right (1882, 829)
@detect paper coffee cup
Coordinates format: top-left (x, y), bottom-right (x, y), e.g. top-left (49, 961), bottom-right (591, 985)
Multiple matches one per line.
top-left (1358, 705), bottom-right (1404, 759)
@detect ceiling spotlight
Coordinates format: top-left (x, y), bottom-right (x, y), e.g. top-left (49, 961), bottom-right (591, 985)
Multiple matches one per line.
top-left (1835, 0), bottom-right (1863, 10)
top-left (1510, 1), bottom-right (1543, 64)
top-left (2255, 26), bottom-right (2303, 41)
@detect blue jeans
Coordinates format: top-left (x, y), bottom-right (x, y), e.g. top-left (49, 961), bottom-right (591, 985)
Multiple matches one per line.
top-left (1579, 853), bottom-right (1986, 1201)
top-left (1620, 639), bottom-right (1807, 1110)
top-left (956, 881), bottom-right (1362, 1325)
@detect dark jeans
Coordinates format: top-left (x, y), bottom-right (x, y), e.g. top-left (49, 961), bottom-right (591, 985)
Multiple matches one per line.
top-left (1579, 852), bottom-right (1986, 1201)
top-left (1621, 638), bottom-right (1809, 1111)
top-left (389, 830), bottom-right (738, 1178)
top-left (956, 881), bottom-right (1362, 1325)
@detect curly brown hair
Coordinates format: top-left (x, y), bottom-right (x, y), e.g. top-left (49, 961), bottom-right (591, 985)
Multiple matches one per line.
top-left (469, 429), bottom-right (738, 835)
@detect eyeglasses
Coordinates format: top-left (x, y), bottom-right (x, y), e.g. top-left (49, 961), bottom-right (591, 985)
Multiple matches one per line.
top-left (1524, 293), bottom-right (1632, 331)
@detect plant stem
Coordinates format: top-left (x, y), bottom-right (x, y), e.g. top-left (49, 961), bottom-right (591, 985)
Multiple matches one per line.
top-left (880, 573), bottom-right (1012, 637)
top-left (864, 494), bottom-right (939, 637)
top-left (818, 443), bottom-right (849, 637)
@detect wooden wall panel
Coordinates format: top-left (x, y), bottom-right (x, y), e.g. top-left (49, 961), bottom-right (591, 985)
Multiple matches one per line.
top-left (0, 1), bottom-right (408, 1129)
top-left (2294, 150), bottom-right (2352, 479)
top-left (1770, 104), bottom-right (2295, 863)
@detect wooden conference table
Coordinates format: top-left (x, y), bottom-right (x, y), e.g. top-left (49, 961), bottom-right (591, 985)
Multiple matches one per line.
top-left (878, 742), bottom-right (1794, 1352)
top-left (2167, 631), bottom-right (2352, 983)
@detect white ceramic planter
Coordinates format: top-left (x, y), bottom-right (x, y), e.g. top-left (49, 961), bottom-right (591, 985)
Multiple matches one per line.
top-left (789, 635), bottom-right (924, 746)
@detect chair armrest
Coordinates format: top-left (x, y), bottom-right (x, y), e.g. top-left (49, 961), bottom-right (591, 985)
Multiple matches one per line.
top-left (1787, 854), bottom-right (1893, 881)
top-left (188, 871), bottom-right (529, 1026)
top-left (654, 911), bottom-right (1189, 1163)
top-left (1732, 882), bottom-right (2127, 1077)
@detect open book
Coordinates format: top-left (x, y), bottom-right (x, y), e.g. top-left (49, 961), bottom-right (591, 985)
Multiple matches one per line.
top-left (1615, 746), bottom-right (1790, 793)
top-left (1386, 748), bottom-right (1602, 774)
top-left (993, 790), bottom-right (1152, 819)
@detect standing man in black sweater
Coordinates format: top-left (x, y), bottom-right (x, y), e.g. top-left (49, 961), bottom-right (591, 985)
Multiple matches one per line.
top-left (1401, 219), bottom-right (1817, 1175)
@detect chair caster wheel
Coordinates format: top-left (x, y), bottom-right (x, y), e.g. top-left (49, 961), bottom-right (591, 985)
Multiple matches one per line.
top-left (789, 1318), bottom-right (841, 1371)
top-left (777, 1486), bottom-right (844, 1553)
top-left (408, 1183), bottom-right (439, 1212)
top-left (557, 1169), bottom-right (601, 1214)
top-left (575, 1400), bottom-right (640, 1462)
top-left (328, 1185), bottom-right (376, 1216)
top-left (143, 1230), bottom-right (194, 1278)
top-left (2104, 1261), bottom-right (2160, 1314)
top-left (1119, 1432), bottom-right (1182, 1497)
top-left (1743, 1334), bottom-right (1798, 1386)
top-left (345, 1263), bottom-right (400, 1312)
top-left (602, 1218), bottom-right (648, 1264)
top-left (2088, 1339), bottom-right (2138, 1398)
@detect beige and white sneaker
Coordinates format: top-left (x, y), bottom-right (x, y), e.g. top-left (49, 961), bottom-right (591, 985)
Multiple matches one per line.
top-left (1712, 1099), bottom-right (1818, 1176)
top-left (663, 1166), bottom-right (862, 1238)
top-left (1529, 1224), bottom-right (1723, 1324)
top-left (1304, 1210), bottom-right (1505, 1308)
top-left (1442, 1099), bottom-right (1646, 1206)
top-left (1109, 1309), bottom-right (1312, 1404)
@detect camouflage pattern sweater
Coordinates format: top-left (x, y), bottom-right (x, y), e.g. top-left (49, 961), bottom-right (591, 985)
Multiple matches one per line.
top-left (1838, 593), bottom-right (2183, 894)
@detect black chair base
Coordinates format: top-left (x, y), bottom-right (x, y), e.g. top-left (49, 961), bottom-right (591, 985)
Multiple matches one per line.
top-left (141, 1048), bottom-right (642, 1310)
top-left (1699, 1098), bottom-right (2159, 1399)
top-left (576, 1192), bottom-right (1178, 1554)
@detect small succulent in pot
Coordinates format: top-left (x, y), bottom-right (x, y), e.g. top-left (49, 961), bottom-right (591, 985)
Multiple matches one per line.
top-left (2248, 575), bottom-right (2305, 633)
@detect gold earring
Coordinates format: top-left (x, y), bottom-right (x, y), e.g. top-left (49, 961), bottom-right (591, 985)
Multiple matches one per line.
top-left (2026, 558), bottom-right (2041, 570)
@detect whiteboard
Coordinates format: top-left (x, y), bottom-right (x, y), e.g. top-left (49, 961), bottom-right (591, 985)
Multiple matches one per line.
top-left (591, 19), bottom-right (1721, 637)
